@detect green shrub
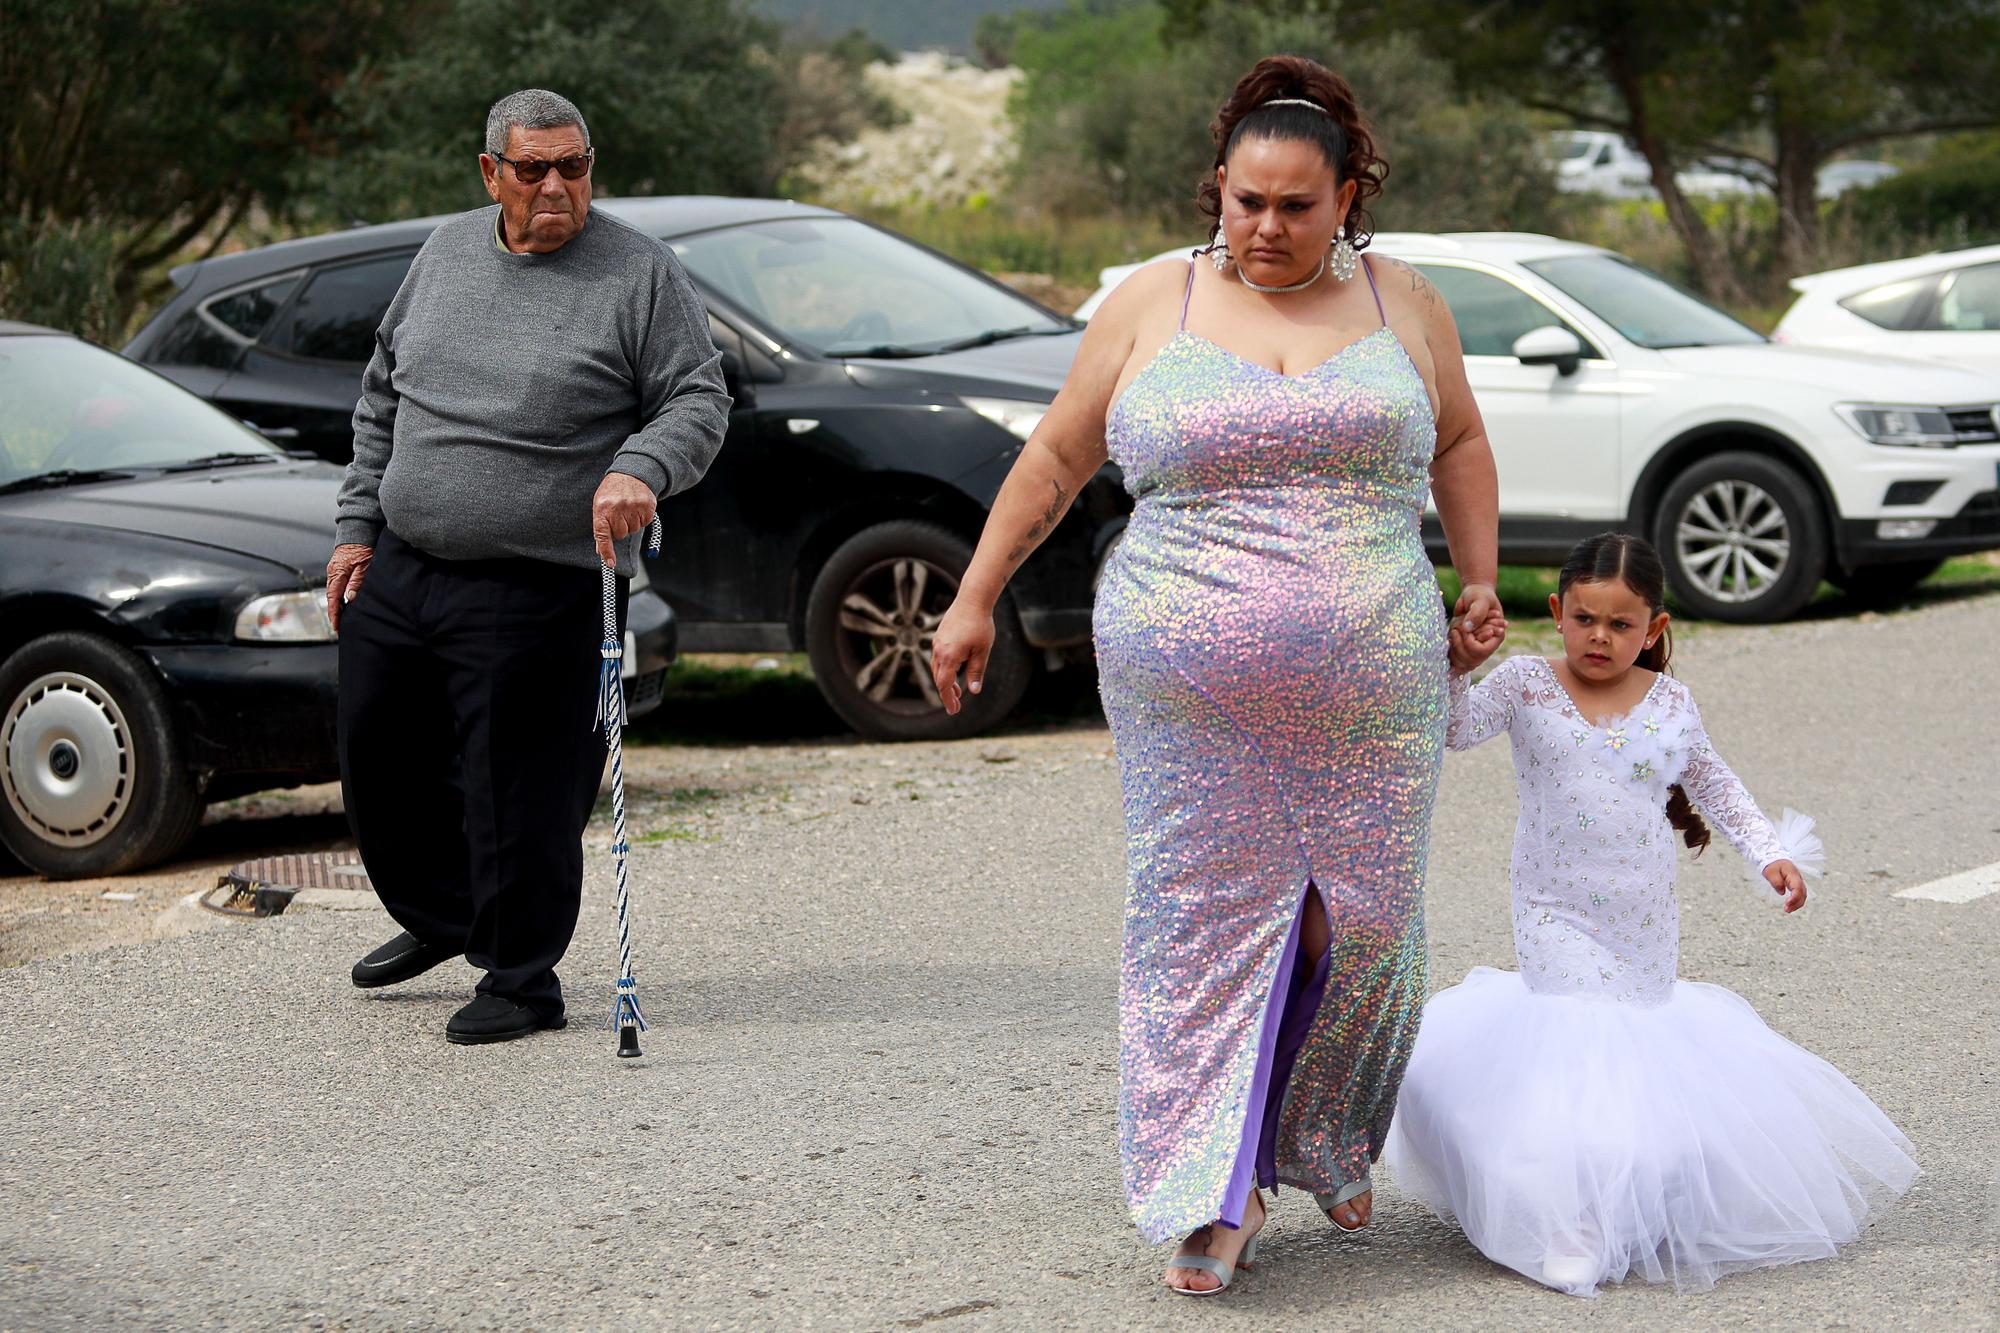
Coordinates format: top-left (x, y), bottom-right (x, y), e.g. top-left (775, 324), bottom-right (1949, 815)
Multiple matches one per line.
top-left (0, 217), bottom-right (129, 346)
top-left (856, 204), bottom-right (1187, 287)
top-left (1831, 157), bottom-right (2000, 252)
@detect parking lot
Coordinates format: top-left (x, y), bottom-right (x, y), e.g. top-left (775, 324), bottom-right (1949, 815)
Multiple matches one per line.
top-left (3, 574), bottom-right (1996, 1330)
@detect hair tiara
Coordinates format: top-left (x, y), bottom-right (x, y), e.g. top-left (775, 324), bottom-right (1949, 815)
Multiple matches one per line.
top-left (1260, 97), bottom-right (1329, 114)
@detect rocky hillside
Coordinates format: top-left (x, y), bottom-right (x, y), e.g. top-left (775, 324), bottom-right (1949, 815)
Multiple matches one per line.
top-left (789, 52), bottom-right (1019, 209)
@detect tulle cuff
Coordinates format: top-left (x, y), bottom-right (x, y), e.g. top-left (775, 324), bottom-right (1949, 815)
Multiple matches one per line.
top-left (1749, 809), bottom-right (1825, 907)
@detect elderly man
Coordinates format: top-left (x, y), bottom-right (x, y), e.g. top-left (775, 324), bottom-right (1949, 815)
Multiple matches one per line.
top-left (326, 89), bottom-right (729, 1045)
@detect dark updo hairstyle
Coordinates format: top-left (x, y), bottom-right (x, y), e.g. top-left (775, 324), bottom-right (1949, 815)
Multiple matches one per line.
top-left (1197, 54), bottom-right (1388, 248)
top-left (1557, 532), bottom-right (1711, 856)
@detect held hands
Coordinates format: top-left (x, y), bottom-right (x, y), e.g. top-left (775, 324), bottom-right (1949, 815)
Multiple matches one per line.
top-left (325, 544), bottom-right (373, 633)
top-left (1763, 859), bottom-right (1809, 913)
top-left (593, 471), bottom-right (659, 568)
top-left (1447, 581), bottom-right (1508, 674)
top-left (930, 597), bottom-right (995, 715)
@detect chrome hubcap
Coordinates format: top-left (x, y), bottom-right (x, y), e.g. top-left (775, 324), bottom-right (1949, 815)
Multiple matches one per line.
top-left (1675, 480), bottom-right (1791, 604)
top-left (2, 672), bottom-right (134, 847)
top-left (836, 557), bottom-right (957, 716)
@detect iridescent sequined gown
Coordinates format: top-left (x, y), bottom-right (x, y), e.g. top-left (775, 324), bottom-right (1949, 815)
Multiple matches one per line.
top-left (1094, 256), bottom-right (1447, 1243)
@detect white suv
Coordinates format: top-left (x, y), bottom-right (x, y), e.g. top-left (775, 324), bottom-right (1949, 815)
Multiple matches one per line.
top-left (1077, 233), bottom-right (2000, 621)
top-left (1774, 242), bottom-right (2000, 379)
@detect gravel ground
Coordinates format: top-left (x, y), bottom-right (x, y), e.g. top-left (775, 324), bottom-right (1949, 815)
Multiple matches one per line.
top-left (2, 589), bottom-right (1995, 1331)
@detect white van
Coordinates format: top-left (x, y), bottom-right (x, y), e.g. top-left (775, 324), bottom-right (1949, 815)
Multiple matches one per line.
top-left (1548, 131), bottom-right (1655, 198)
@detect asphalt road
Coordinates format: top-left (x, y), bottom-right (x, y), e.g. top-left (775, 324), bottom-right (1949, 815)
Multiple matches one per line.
top-left (3, 591), bottom-right (1996, 1331)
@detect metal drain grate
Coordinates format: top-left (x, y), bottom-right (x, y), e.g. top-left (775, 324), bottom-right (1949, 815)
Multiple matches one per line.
top-left (201, 851), bottom-right (373, 918)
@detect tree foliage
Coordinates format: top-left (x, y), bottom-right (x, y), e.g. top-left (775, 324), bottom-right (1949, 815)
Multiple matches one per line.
top-left (309, 0), bottom-right (784, 225)
top-left (1163, 0), bottom-right (2000, 300)
top-left (0, 217), bottom-right (125, 344)
top-left (1, 0), bottom-right (402, 310)
top-left (1, 0), bottom-right (911, 339)
top-left (1007, 2), bottom-right (1557, 239)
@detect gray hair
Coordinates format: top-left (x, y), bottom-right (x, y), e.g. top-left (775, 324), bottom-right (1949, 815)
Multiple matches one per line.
top-left (484, 89), bottom-right (590, 157)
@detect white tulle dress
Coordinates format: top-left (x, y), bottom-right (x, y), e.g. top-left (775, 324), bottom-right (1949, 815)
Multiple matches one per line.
top-left (1383, 655), bottom-right (1917, 1298)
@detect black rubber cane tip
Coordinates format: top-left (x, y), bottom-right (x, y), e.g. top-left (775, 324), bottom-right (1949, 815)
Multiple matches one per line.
top-left (617, 1025), bottom-right (642, 1058)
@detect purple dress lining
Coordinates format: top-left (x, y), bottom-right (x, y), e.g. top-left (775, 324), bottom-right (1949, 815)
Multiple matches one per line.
top-left (1216, 881), bottom-right (1333, 1229)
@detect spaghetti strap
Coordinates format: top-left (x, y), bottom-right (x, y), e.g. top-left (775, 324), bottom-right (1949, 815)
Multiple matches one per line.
top-left (1362, 254), bottom-right (1387, 327)
top-left (1180, 253), bottom-right (1201, 329)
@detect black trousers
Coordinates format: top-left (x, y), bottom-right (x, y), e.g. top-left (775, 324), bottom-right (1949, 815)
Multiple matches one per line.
top-left (337, 530), bottom-right (625, 1011)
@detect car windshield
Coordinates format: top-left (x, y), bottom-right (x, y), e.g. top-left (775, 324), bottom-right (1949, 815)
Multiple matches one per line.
top-left (1561, 137), bottom-right (1594, 161)
top-left (671, 218), bottom-right (1071, 357)
top-left (1523, 254), bottom-right (1766, 349)
top-left (0, 336), bottom-right (282, 486)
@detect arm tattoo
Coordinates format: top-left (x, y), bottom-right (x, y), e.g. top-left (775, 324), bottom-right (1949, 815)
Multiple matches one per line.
top-left (1006, 478), bottom-right (1069, 565)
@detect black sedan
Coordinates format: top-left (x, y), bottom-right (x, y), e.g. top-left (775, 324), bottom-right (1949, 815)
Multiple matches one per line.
top-left (126, 197), bottom-right (1131, 741)
top-left (0, 324), bottom-right (675, 878)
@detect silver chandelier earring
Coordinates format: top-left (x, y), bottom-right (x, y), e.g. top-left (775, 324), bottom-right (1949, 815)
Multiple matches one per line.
top-left (1330, 225), bottom-right (1359, 283)
top-left (1211, 240), bottom-right (1231, 273)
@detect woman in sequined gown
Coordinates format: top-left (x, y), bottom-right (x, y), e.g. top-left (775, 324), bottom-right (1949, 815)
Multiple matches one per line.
top-left (931, 57), bottom-right (1505, 1293)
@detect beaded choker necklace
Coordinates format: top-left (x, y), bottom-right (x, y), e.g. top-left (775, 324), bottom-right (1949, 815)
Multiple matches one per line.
top-left (1237, 253), bottom-right (1327, 294)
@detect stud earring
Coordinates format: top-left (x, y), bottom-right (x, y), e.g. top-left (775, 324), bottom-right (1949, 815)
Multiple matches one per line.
top-left (1330, 224), bottom-right (1358, 283)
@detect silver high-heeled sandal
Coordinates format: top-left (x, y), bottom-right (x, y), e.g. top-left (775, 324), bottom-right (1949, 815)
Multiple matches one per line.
top-left (1166, 1229), bottom-right (1261, 1297)
top-left (1314, 1172), bottom-right (1372, 1232)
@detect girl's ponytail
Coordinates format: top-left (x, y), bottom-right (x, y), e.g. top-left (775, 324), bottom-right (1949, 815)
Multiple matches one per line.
top-left (1663, 784), bottom-right (1711, 855)
top-left (1559, 533), bottom-right (1711, 856)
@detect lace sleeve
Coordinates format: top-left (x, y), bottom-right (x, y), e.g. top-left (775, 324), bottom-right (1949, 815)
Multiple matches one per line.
top-left (1446, 657), bottom-right (1520, 752)
top-left (1676, 700), bottom-right (1786, 871)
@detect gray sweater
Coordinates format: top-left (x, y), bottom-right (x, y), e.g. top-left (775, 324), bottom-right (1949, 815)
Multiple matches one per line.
top-left (335, 206), bottom-right (730, 573)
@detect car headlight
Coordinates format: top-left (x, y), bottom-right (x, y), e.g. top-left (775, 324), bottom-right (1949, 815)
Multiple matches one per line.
top-left (963, 396), bottom-right (1049, 443)
top-left (235, 590), bottom-right (335, 642)
top-left (1834, 404), bottom-right (1960, 448)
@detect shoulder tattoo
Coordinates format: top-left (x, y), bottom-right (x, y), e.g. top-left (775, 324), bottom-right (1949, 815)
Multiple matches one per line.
top-left (1398, 260), bottom-right (1442, 314)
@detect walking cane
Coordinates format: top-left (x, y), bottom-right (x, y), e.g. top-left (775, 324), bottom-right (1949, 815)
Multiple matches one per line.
top-left (596, 516), bottom-right (663, 1058)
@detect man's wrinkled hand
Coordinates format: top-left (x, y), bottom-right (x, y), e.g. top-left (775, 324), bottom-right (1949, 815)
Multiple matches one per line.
top-left (593, 471), bottom-right (659, 568)
top-left (326, 543), bottom-right (373, 634)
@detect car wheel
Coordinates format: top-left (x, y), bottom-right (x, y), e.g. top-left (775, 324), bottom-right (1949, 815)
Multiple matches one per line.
top-left (1654, 452), bottom-right (1827, 623)
top-left (0, 632), bottom-right (204, 878)
top-left (1829, 558), bottom-right (1944, 605)
top-left (805, 520), bottom-right (1032, 741)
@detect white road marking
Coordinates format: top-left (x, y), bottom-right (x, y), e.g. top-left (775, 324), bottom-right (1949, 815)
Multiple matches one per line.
top-left (1894, 862), bottom-right (2000, 903)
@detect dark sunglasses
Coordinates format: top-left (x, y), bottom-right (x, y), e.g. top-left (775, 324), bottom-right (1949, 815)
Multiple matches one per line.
top-left (491, 149), bottom-right (594, 184)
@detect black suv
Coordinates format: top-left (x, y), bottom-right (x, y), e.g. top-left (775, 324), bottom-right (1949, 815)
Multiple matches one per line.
top-left (128, 198), bottom-right (1127, 740)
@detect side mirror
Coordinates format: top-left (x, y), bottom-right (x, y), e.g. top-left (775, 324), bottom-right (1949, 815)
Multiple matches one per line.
top-left (718, 349), bottom-right (749, 405)
top-left (1513, 325), bottom-right (1584, 377)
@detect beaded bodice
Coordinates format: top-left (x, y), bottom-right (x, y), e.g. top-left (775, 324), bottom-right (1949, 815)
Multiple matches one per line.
top-left (1447, 655), bottom-right (1785, 1004)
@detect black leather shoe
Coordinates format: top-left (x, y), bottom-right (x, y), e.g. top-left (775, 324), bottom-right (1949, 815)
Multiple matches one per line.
top-left (350, 931), bottom-right (456, 989)
top-left (445, 994), bottom-right (567, 1045)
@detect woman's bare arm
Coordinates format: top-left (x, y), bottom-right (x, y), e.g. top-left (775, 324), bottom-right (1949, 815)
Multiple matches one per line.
top-left (1381, 258), bottom-right (1505, 668)
top-left (932, 261), bottom-right (1186, 711)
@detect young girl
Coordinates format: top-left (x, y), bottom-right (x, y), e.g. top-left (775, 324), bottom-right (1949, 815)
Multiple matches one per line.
top-left (1383, 533), bottom-right (1918, 1298)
